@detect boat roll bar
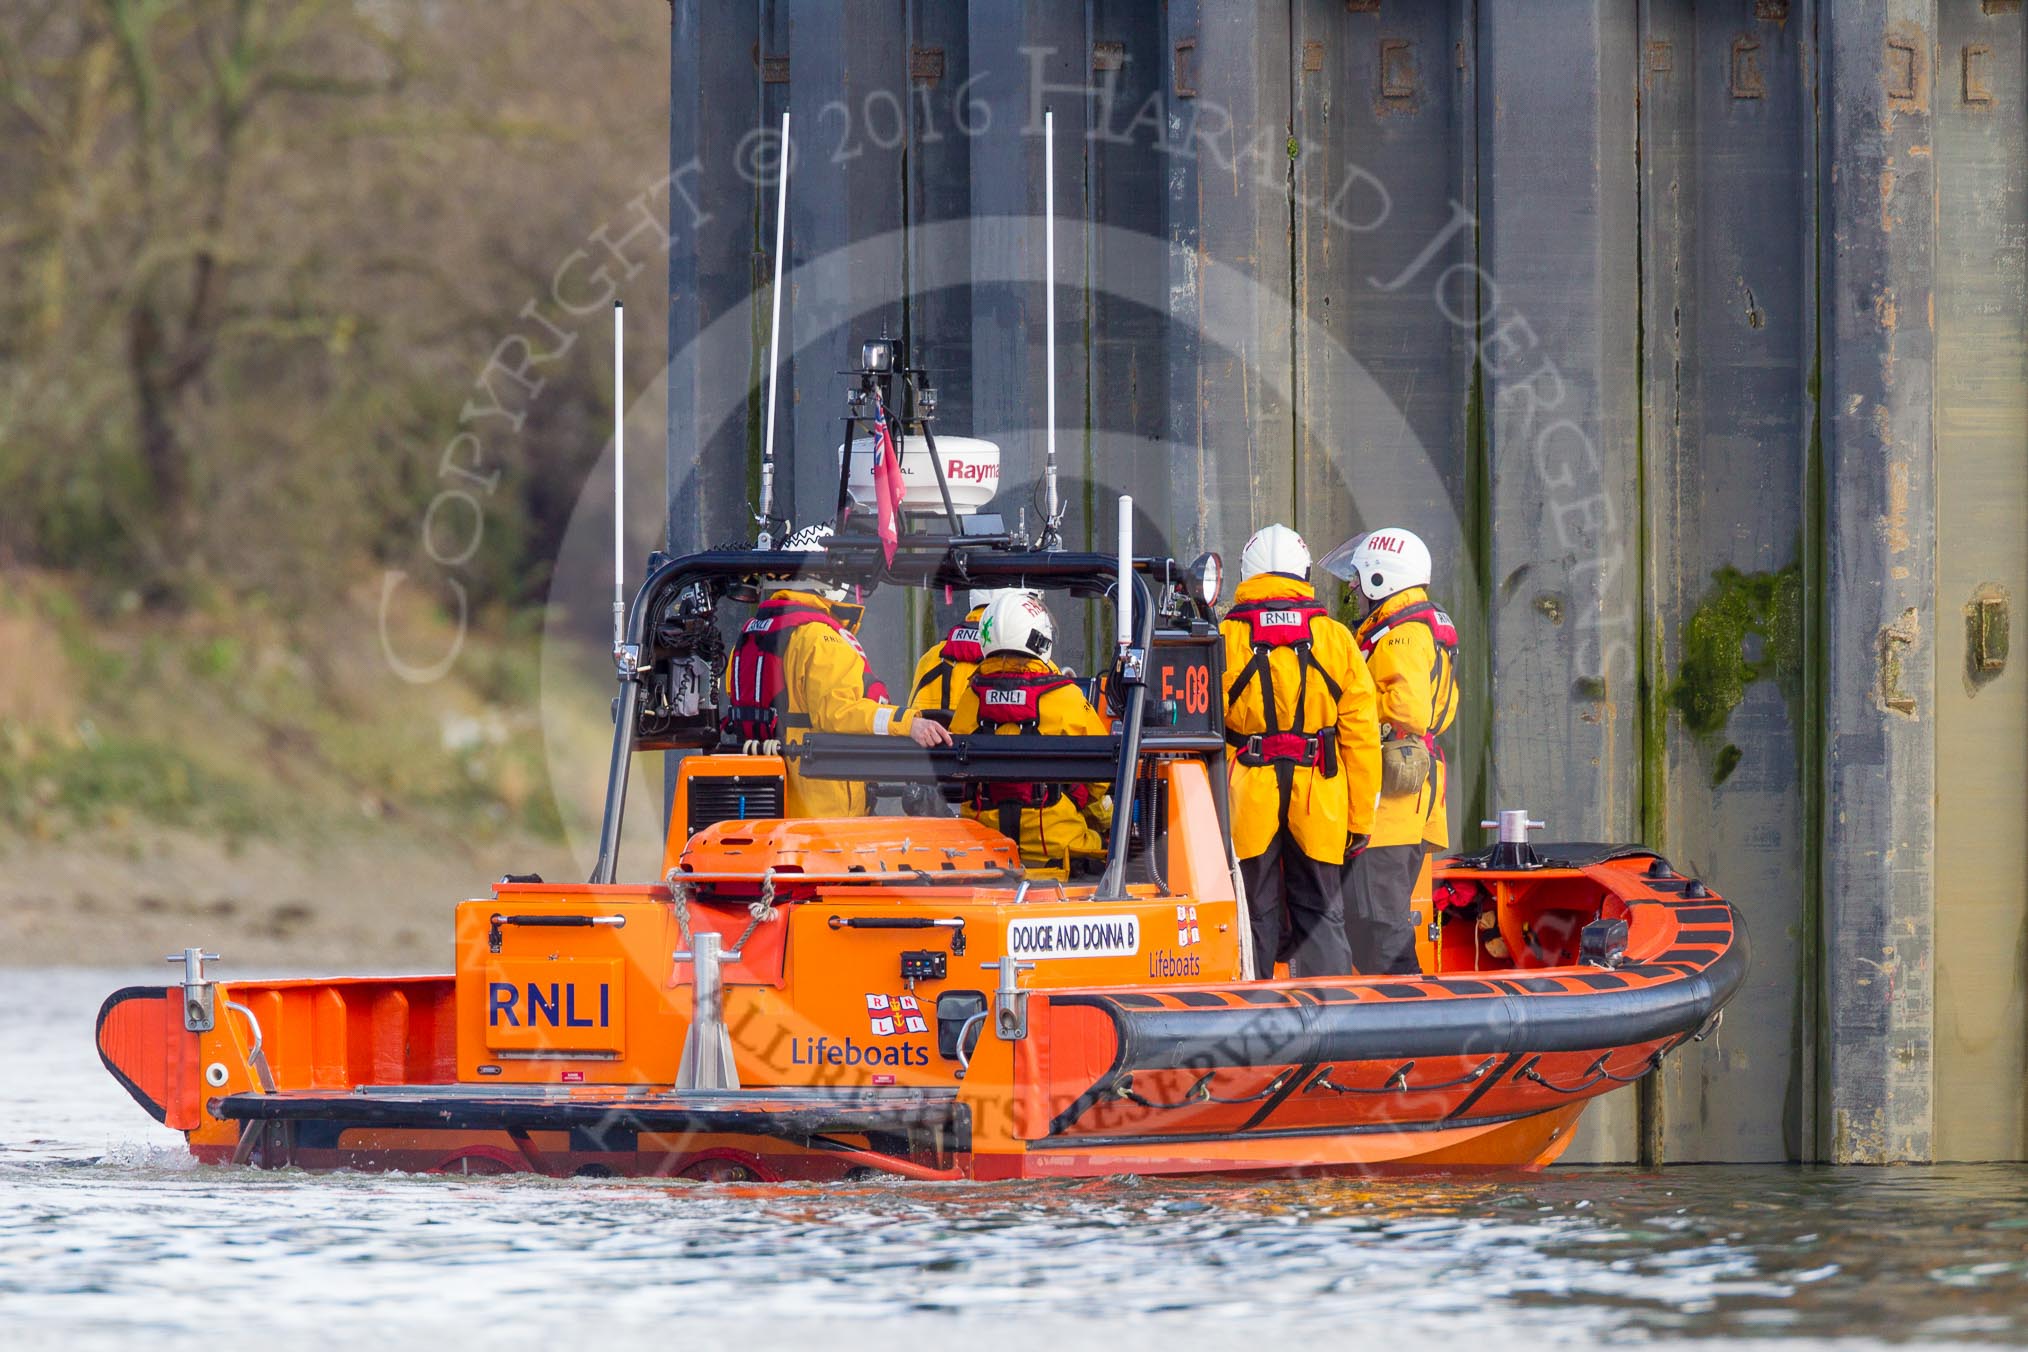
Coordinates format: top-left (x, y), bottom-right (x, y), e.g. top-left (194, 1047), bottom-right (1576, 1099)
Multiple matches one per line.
top-left (588, 544), bottom-right (1163, 888)
top-left (795, 733), bottom-right (1122, 785)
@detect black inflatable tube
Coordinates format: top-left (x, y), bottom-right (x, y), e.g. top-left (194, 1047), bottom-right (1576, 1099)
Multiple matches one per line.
top-left (1088, 904), bottom-right (1748, 1075)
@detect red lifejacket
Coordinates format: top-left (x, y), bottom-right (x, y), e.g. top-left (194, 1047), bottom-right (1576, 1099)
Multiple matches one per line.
top-left (910, 620), bottom-right (985, 711)
top-left (968, 670), bottom-right (1090, 812)
top-left (1356, 599), bottom-right (1458, 661)
top-left (721, 597), bottom-right (887, 744)
top-left (1357, 598), bottom-right (1459, 754)
top-left (1222, 598), bottom-right (1341, 773)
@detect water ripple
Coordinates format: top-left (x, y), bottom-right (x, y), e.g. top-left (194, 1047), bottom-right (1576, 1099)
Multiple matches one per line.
top-left (4, 969), bottom-right (2025, 1349)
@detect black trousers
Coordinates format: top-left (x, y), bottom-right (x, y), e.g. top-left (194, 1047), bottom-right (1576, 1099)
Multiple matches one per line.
top-left (1241, 834), bottom-right (1354, 977)
top-left (1345, 843), bottom-right (1424, 975)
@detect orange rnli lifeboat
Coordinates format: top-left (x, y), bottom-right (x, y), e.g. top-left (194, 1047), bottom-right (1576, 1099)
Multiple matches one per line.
top-left (95, 347), bottom-right (1744, 1182)
top-left (96, 577), bottom-right (1743, 1180)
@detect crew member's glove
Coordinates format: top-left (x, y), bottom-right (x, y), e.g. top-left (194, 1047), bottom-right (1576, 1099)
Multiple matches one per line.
top-left (1345, 833), bottom-right (1370, 864)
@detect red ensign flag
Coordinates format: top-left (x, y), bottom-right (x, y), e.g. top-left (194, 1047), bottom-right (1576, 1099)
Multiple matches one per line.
top-left (872, 411), bottom-right (904, 564)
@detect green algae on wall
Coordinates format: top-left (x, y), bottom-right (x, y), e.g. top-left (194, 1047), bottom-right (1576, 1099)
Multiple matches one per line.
top-left (1668, 562), bottom-right (1806, 785)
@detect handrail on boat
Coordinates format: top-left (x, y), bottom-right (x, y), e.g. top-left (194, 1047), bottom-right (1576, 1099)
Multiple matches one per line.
top-left (667, 866), bottom-right (1023, 886)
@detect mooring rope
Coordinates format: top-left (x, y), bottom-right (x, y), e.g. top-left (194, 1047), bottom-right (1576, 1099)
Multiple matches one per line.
top-left (730, 873), bottom-right (778, 956)
top-left (1305, 1056), bottom-right (1498, 1096)
top-left (1110, 1068), bottom-right (1293, 1110)
top-left (664, 870), bottom-right (780, 958)
top-left (664, 871), bottom-right (695, 949)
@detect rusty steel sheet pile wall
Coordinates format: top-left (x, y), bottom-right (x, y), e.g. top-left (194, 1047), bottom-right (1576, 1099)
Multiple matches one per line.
top-left (1933, 0), bottom-right (2028, 1164)
top-left (665, 0), bottom-right (2028, 1163)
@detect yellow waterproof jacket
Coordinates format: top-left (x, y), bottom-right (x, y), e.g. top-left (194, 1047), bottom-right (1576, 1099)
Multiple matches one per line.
top-left (950, 654), bottom-right (1114, 876)
top-left (724, 589), bottom-right (922, 818)
top-left (1355, 586), bottom-right (1458, 850)
top-left (905, 606), bottom-right (985, 716)
top-left (1220, 576), bottom-right (1381, 863)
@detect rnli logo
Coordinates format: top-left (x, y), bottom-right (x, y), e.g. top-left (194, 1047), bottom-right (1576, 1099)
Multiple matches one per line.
top-left (951, 626), bottom-right (980, 645)
top-left (1175, 904), bottom-right (1200, 947)
top-left (865, 992), bottom-right (928, 1037)
top-left (746, 618), bottom-right (776, 632)
top-left (1259, 611), bottom-right (1305, 627)
top-left (1368, 533), bottom-right (1407, 554)
top-left (983, 688), bottom-right (1028, 706)
top-left (482, 958), bottom-right (624, 1053)
top-left (487, 981), bottom-right (610, 1028)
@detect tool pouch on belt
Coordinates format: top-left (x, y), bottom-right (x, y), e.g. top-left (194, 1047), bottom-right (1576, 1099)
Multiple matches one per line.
top-left (1379, 735), bottom-right (1433, 797)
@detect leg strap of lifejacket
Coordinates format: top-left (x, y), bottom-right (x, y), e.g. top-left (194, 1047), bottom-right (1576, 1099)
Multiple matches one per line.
top-left (998, 802), bottom-right (1023, 848)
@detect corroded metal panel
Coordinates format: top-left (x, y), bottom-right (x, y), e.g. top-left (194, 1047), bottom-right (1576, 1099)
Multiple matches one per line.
top-left (906, 5), bottom-right (977, 445)
top-left (900, 2), bottom-right (976, 656)
top-left (781, 2), bottom-right (912, 683)
top-left (663, 0), bottom-right (2028, 1165)
top-left (1818, 0), bottom-right (1938, 1164)
top-left (1934, 0), bottom-right (2028, 1164)
top-left (1162, 0), bottom-right (1295, 567)
top-left (779, 3), bottom-right (908, 531)
top-left (667, 0), bottom-right (762, 557)
top-left (1087, 0), bottom-right (1178, 563)
top-left (1289, 0), bottom-right (1484, 838)
top-left (962, 2), bottom-right (1093, 663)
top-left (1478, 2), bottom-right (1644, 1164)
top-left (1639, 0), bottom-right (1819, 1163)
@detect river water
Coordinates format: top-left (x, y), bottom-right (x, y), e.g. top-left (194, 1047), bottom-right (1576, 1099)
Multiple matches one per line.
top-left (3, 968), bottom-right (2024, 1350)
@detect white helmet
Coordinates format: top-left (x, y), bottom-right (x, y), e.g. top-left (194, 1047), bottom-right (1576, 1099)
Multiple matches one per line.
top-left (968, 585), bottom-right (1038, 612)
top-left (1240, 524), bottom-right (1311, 582)
top-left (779, 523), bottom-right (851, 602)
top-left (978, 591), bottom-right (1055, 659)
top-left (1326, 526), bottom-right (1432, 602)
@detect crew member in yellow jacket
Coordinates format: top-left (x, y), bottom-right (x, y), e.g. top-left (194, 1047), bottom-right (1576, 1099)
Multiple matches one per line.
top-left (1321, 526), bottom-right (1458, 975)
top-left (905, 588), bottom-right (1036, 716)
top-left (1221, 525), bottom-right (1381, 978)
top-left (948, 592), bottom-right (1114, 878)
top-left (720, 527), bottom-right (951, 817)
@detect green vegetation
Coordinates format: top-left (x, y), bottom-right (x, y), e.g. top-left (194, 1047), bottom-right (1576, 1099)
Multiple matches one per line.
top-left (0, 575), bottom-right (579, 844)
top-left (1667, 562), bottom-right (1806, 785)
top-left (0, 735), bottom-right (262, 837)
top-left (0, 2), bottom-right (664, 846)
top-left (0, 0), bottom-right (666, 608)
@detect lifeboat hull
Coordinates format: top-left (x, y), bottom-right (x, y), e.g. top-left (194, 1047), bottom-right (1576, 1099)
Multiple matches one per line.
top-left (96, 849), bottom-right (1745, 1180)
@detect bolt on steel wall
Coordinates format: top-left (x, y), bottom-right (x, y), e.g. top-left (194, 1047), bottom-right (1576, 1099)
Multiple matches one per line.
top-left (666, 0), bottom-right (2028, 1162)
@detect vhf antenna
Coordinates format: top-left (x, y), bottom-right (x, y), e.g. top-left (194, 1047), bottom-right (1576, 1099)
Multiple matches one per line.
top-left (1042, 108), bottom-right (1063, 549)
top-left (757, 110), bottom-right (791, 548)
top-left (612, 300), bottom-right (625, 653)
